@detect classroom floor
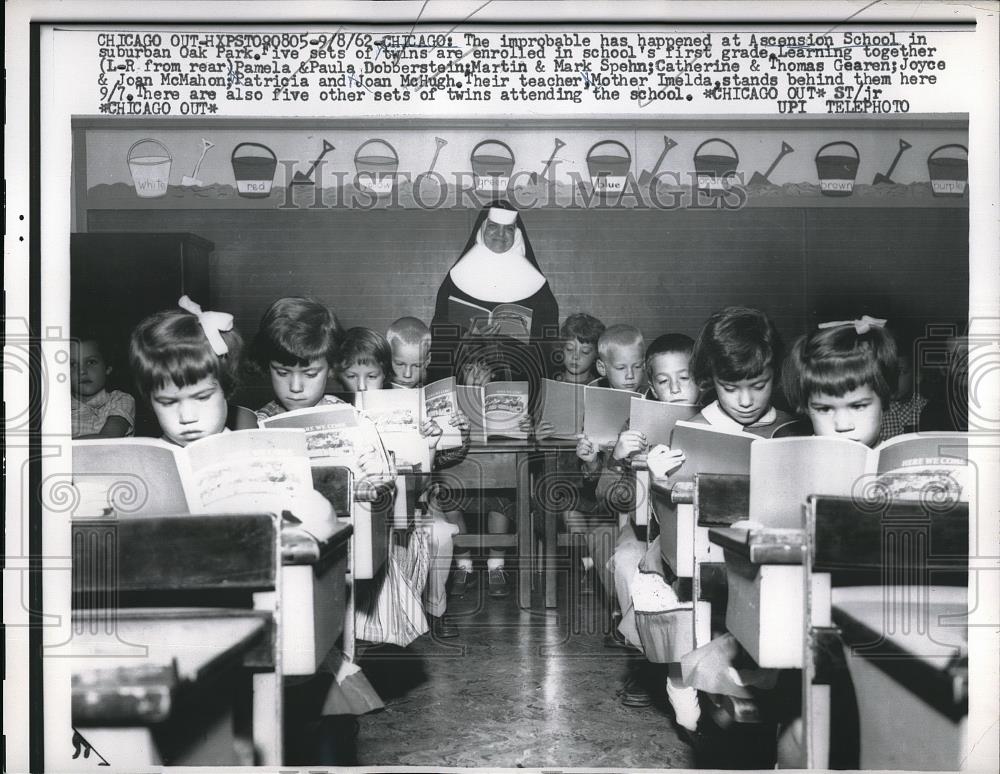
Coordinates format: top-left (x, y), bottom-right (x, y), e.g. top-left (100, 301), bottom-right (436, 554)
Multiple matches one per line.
top-left (355, 562), bottom-right (697, 769)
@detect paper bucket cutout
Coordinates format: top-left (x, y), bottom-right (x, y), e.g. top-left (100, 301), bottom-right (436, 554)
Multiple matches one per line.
top-left (231, 142), bottom-right (277, 198)
top-left (127, 139), bottom-right (172, 198)
top-left (694, 138), bottom-right (739, 192)
top-left (927, 144), bottom-right (968, 197)
top-left (471, 140), bottom-right (515, 192)
top-left (355, 139), bottom-right (399, 195)
top-left (815, 141), bottom-right (859, 197)
top-left (587, 140), bottom-right (632, 193)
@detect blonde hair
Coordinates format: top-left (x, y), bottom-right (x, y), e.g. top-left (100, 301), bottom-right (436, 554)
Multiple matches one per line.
top-left (597, 324), bottom-right (644, 361)
top-left (386, 316), bottom-right (431, 349)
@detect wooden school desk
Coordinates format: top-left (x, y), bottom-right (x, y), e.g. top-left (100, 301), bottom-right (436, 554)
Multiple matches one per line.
top-left (436, 439), bottom-right (535, 609)
top-left (71, 609), bottom-right (271, 767)
top-left (802, 494), bottom-right (969, 770)
top-left (70, 513), bottom-right (282, 766)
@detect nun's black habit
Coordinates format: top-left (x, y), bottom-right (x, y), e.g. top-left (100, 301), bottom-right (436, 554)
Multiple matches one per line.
top-left (429, 202), bottom-right (559, 381)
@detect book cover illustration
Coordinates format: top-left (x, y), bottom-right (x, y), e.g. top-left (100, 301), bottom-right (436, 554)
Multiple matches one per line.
top-left (356, 388), bottom-right (421, 433)
top-left (422, 376), bottom-right (463, 449)
top-left (260, 404), bottom-right (391, 475)
top-left (484, 381), bottom-right (529, 439)
top-left (447, 296), bottom-right (533, 341)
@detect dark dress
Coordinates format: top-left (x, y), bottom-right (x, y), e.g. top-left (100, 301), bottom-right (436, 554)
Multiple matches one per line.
top-left (429, 203), bottom-right (560, 382)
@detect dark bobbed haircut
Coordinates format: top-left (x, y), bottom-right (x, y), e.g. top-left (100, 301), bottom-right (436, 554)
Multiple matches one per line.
top-left (560, 313), bottom-right (606, 346)
top-left (691, 306), bottom-right (782, 389)
top-left (129, 309), bottom-right (243, 401)
top-left (645, 333), bottom-right (695, 371)
top-left (252, 297), bottom-right (342, 369)
top-left (782, 324), bottom-right (899, 413)
top-left (337, 327), bottom-right (392, 378)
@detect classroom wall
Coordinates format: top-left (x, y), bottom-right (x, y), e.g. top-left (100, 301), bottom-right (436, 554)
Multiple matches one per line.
top-left (88, 205), bottom-right (968, 343)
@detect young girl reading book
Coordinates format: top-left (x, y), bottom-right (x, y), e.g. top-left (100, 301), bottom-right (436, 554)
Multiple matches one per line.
top-left (130, 297), bottom-right (248, 447)
top-left (770, 315), bottom-right (898, 766)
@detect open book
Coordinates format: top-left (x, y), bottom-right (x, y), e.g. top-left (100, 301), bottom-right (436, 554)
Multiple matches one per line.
top-left (358, 377), bottom-right (462, 449)
top-left (447, 296), bottom-right (533, 341)
top-left (536, 378), bottom-right (586, 439)
top-left (748, 431), bottom-right (970, 528)
top-left (629, 397), bottom-right (701, 448)
top-left (582, 385), bottom-right (642, 447)
top-left (259, 403), bottom-right (392, 476)
top-left (456, 381), bottom-right (530, 444)
top-left (669, 420), bottom-right (759, 479)
top-left (72, 429), bottom-right (314, 518)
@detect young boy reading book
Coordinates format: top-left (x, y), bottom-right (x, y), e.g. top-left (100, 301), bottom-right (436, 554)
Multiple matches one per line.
top-left (385, 316), bottom-right (472, 638)
top-left (575, 324), bottom-right (646, 590)
top-left (555, 312), bottom-right (606, 384)
top-left (595, 334), bottom-right (702, 718)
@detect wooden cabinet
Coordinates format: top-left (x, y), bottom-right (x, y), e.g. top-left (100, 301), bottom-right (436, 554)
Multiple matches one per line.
top-left (71, 233), bottom-right (213, 436)
top-left (70, 232), bottom-right (212, 336)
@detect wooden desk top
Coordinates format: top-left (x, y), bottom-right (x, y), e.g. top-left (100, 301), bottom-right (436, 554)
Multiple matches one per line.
top-left (467, 438), bottom-right (535, 452)
top-left (831, 585), bottom-right (968, 719)
top-left (832, 585), bottom-right (968, 664)
top-left (709, 527), bottom-right (805, 565)
top-left (71, 608), bottom-right (268, 683)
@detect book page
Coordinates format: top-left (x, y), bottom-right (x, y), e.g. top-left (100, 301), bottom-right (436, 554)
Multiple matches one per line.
top-left (875, 431), bottom-right (971, 504)
top-left (629, 397), bottom-right (700, 448)
top-left (583, 385), bottom-right (638, 447)
top-left (670, 420), bottom-right (758, 479)
top-left (72, 438), bottom-right (190, 517)
top-left (484, 380), bottom-right (529, 439)
top-left (423, 376), bottom-right (462, 449)
top-left (260, 403), bottom-right (366, 469)
top-left (538, 378), bottom-right (586, 438)
top-left (181, 428), bottom-right (313, 514)
top-left (488, 303), bottom-right (533, 341)
top-left (358, 387), bottom-right (422, 433)
top-left (447, 295), bottom-right (492, 333)
top-left (455, 384), bottom-right (487, 445)
top-left (749, 436), bottom-right (871, 528)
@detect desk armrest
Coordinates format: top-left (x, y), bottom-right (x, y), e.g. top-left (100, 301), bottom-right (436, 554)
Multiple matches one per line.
top-left (710, 527), bottom-right (805, 565)
top-left (281, 521), bottom-right (353, 567)
top-left (671, 480), bottom-right (695, 504)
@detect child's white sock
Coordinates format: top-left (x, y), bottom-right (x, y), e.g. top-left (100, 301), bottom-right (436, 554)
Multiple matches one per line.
top-left (486, 557), bottom-right (505, 571)
top-left (666, 672), bottom-right (701, 731)
top-left (581, 556), bottom-right (595, 570)
top-left (455, 557), bottom-right (473, 572)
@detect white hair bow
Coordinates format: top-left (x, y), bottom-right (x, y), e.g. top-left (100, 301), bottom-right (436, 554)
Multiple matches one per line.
top-left (817, 315), bottom-right (888, 335)
top-left (178, 295), bottom-right (234, 356)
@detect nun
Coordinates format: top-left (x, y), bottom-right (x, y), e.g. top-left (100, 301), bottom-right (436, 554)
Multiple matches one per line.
top-left (430, 201), bottom-right (560, 379)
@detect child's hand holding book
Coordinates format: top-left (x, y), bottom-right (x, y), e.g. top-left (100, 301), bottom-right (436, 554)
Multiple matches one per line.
top-left (517, 415), bottom-right (555, 440)
top-left (613, 429), bottom-right (647, 461)
top-left (647, 444), bottom-right (686, 484)
top-left (575, 434), bottom-right (602, 473)
top-left (419, 418), bottom-right (444, 450)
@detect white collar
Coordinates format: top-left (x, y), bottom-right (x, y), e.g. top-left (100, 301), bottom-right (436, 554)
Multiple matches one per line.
top-left (701, 400), bottom-right (777, 434)
top-left (449, 223), bottom-right (544, 303)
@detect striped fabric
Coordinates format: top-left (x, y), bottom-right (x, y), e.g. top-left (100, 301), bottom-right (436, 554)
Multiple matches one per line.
top-left (355, 526), bottom-right (431, 647)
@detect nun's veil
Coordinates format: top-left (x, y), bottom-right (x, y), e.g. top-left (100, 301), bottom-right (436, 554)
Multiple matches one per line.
top-left (449, 200), bottom-right (544, 273)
